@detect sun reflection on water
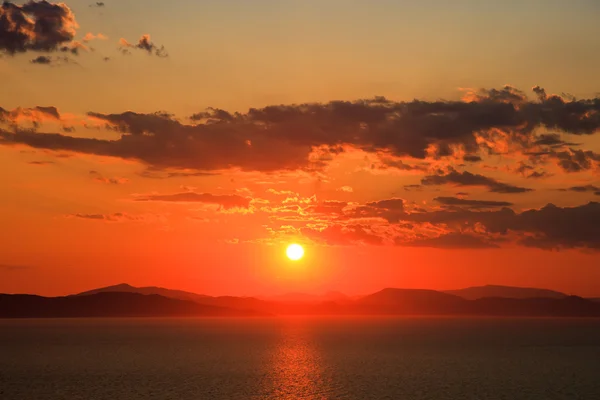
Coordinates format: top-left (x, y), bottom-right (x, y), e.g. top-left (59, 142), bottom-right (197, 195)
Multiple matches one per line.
top-left (264, 318), bottom-right (326, 399)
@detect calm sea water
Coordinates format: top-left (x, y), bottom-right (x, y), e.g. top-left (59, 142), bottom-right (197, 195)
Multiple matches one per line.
top-left (1, 317), bottom-right (599, 399)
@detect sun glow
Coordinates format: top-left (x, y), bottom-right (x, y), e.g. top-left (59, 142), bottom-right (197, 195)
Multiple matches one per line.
top-left (286, 244), bottom-right (305, 261)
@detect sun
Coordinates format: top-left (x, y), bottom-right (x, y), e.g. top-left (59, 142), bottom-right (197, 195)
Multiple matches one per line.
top-left (286, 243), bottom-right (305, 261)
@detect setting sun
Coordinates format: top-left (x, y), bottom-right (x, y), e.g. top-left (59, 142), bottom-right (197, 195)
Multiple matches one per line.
top-left (286, 244), bottom-right (305, 261)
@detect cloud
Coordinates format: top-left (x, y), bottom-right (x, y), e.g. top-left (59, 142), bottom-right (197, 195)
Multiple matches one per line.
top-left (405, 232), bottom-right (499, 249)
top-left (301, 224), bottom-right (384, 246)
top-left (89, 170), bottom-right (128, 184)
top-left (343, 198), bottom-right (406, 223)
top-left (434, 196), bottom-right (513, 208)
top-left (135, 192), bottom-right (251, 209)
top-left (30, 55), bottom-right (51, 64)
top-left (366, 198), bottom-right (405, 210)
top-left (399, 202), bottom-right (600, 250)
top-left (28, 160), bottom-right (55, 165)
top-left (0, 263), bottom-right (32, 271)
top-left (29, 55), bottom-right (74, 65)
top-left (0, 106), bottom-right (61, 125)
top-left (533, 133), bottom-right (579, 147)
top-left (421, 170), bottom-right (533, 193)
top-left (305, 200), bottom-right (348, 215)
top-left (266, 189), bottom-right (299, 196)
top-left (1, 86), bottom-right (600, 174)
top-left (337, 186), bottom-right (353, 193)
top-left (286, 195), bottom-right (600, 250)
top-left (0, 1), bottom-right (79, 55)
top-left (463, 155), bottom-right (482, 162)
top-left (560, 185), bottom-right (600, 196)
top-left (138, 168), bottom-right (217, 179)
top-left (119, 34), bottom-right (168, 57)
top-left (375, 157), bottom-right (429, 172)
top-left (69, 213), bottom-right (139, 222)
top-left (82, 32), bottom-right (107, 42)
top-left (551, 148), bottom-right (600, 173)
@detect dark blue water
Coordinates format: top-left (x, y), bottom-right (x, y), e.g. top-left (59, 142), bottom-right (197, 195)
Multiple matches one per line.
top-left (1, 317), bottom-right (599, 399)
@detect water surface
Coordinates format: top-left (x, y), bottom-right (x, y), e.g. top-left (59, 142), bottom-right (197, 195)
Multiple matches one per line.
top-left (1, 317), bottom-right (599, 399)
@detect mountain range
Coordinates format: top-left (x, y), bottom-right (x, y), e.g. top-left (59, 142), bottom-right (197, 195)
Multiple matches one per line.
top-left (1, 284), bottom-right (599, 318)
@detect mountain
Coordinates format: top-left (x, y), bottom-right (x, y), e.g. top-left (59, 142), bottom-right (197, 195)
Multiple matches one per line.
top-left (78, 284), bottom-right (276, 314)
top-left (444, 285), bottom-right (568, 300)
top-left (0, 292), bottom-right (265, 318)
top-left (76, 283), bottom-right (210, 303)
top-left (469, 296), bottom-right (600, 317)
top-left (4, 284), bottom-right (599, 318)
top-left (354, 288), bottom-right (468, 315)
top-left (264, 291), bottom-right (350, 304)
top-left (347, 289), bottom-right (600, 317)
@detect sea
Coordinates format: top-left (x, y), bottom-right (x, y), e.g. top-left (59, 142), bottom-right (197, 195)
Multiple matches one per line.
top-left (1, 317), bottom-right (599, 399)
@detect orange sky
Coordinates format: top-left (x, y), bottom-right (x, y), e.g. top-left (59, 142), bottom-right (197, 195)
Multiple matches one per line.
top-left (1, 0), bottom-right (599, 297)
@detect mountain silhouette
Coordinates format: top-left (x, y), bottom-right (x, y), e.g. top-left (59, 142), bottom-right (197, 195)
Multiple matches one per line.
top-left (2, 284), bottom-right (600, 318)
top-left (264, 291), bottom-right (351, 304)
top-left (0, 292), bottom-right (265, 318)
top-left (444, 285), bottom-right (568, 300)
top-left (77, 283), bottom-right (211, 302)
top-left (353, 288), bottom-right (468, 315)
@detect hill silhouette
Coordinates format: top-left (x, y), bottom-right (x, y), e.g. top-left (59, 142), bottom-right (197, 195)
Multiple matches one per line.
top-left (445, 285), bottom-right (568, 300)
top-left (0, 292), bottom-right (265, 318)
top-left (77, 283), bottom-right (211, 303)
top-left (2, 284), bottom-right (600, 318)
top-left (264, 291), bottom-right (351, 304)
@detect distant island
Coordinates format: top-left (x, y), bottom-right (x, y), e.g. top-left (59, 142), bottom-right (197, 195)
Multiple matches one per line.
top-left (1, 284), bottom-right (599, 318)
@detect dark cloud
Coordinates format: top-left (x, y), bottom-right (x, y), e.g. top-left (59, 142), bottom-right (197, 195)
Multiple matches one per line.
top-left (434, 197), bottom-right (513, 208)
top-left (300, 197), bottom-right (600, 250)
top-left (89, 170), bottom-right (128, 184)
top-left (28, 160), bottom-right (55, 165)
top-left (514, 161), bottom-right (550, 179)
top-left (375, 158), bottom-right (429, 171)
top-left (463, 155), bottom-right (482, 162)
top-left (119, 34), bottom-right (168, 57)
top-left (305, 200), bottom-right (348, 215)
top-left (401, 202), bottom-right (600, 250)
top-left (403, 184), bottom-right (423, 191)
top-left (526, 171), bottom-right (550, 179)
top-left (30, 55), bottom-right (51, 64)
top-left (135, 192), bottom-right (251, 209)
top-left (34, 106), bottom-right (60, 119)
top-left (301, 224), bottom-right (384, 246)
top-left (344, 198), bottom-right (407, 223)
top-left (0, 1), bottom-right (78, 55)
top-left (1, 86), bottom-right (600, 173)
top-left (552, 148), bottom-right (600, 173)
top-left (366, 198), bottom-right (405, 210)
top-left (560, 185), bottom-right (600, 194)
top-left (533, 133), bottom-right (579, 147)
top-left (0, 105), bottom-right (61, 125)
top-left (421, 170), bottom-right (533, 193)
top-left (29, 55), bottom-right (74, 65)
top-left (0, 263), bottom-right (32, 271)
top-left (138, 168), bottom-right (218, 179)
top-left (404, 232), bottom-right (499, 249)
top-left (464, 85), bottom-right (528, 104)
top-left (70, 213), bottom-right (140, 222)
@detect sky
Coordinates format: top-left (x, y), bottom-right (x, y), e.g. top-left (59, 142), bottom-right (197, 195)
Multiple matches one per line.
top-left (1, 0), bottom-right (600, 297)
